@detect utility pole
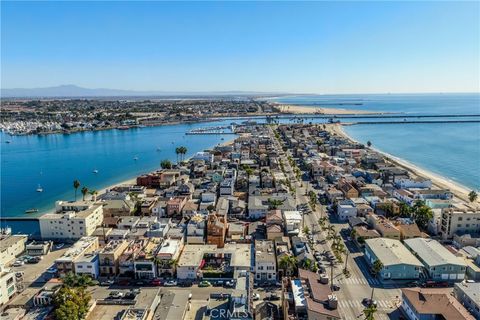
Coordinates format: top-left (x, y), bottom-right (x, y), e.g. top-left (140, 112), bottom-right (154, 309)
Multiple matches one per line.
top-left (343, 250), bottom-right (350, 274)
top-left (330, 261), bottom-right (334, 291)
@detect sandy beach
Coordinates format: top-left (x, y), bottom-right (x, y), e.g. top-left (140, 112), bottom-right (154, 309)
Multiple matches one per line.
top-left (273, 104), bottom-right (384, 115)
top-left (328, 124), bottom-right (475, 203)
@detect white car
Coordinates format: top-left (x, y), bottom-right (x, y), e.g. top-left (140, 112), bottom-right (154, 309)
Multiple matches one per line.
top-left (253, 293), bottom-right (261, 301)
top-left (12, 260), bottom-right (24, 267)
top-left (46, 267), bottom-right (57, 274)
top-left (164, 280), bottom-right (177, 287)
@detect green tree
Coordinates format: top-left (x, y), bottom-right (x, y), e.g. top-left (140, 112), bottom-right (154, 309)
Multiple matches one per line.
top-left (175, 147), bottom-right (181, 163)
top-left (267, 198), bottom-right (284, 210)
top-left (303, 226), bottom-right (310, 235)
top-left (160, 159), bottom-right (172, 169)
top-left (180, 146), bottom-right (188, 161)
top-left (89, 189), bottom-right (98, 201)
top-left (81, 187), bottom-right (89, 201)
top-left (53, 286), bottom-right (91, 320)
top-left (279, 255), bottom-right (298, 276)
top-left (363, 304), bottom-right (377, 320)
top-left (398, 202), bottom-right (411, 217)
top-left (468, 190), bottom-right (478, 204)
top-left (372, 259), bottom-right (384, 276)
top-left (411, 201), bottom-right (433, 230)
top-left (73, 180), bottom-right (80, 201)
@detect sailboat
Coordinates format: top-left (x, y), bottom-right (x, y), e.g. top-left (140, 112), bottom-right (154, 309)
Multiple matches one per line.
top-left (36, 184), bottom-right (43, 192)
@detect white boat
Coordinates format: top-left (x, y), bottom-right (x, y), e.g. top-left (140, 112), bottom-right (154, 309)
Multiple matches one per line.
top-left (133, 156), bottom-right (139, 161)
top-left (36, 184), bottom-right (43, 192)
top-left (5, 140), bottom-right (11, 144)
top-left (93, 169), bottom-right (99, 174)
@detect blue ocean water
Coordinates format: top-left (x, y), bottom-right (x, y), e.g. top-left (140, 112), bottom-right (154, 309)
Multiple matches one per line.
top-left (274, 93), bottom-right (480, 190)
top-left (273, 93), bottom-right (480, 115)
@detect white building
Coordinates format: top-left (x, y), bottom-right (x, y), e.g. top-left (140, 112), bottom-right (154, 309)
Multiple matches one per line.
top-left (219, 178), bottom-right (235, 196)
top-left (39, 204), bottom-right (103, 240)
top-left (283, 211), bottom-right (302, 235)
top-left (254, 240), bottom-right (276, 283)
top-left (73, 253), bottom-right (99, 279)
top-left (177, 245), bottom-right (217, 280)
top-left (0, 235), bottom-right (27, 266)
top-left (192, 152), bottom-right (213, 163)
top-left (337, 200), bottom-right (357, 221)
top-left (187, 214), bottom-right (206, 244)
top-left (440, 207), bottom-right (480, 240)
top-left (395, 177), bottom-right (432, 189)
top-left (0, 268), bottom-right (16, 306)
top-left (54, 236), bottom-right (99, 276)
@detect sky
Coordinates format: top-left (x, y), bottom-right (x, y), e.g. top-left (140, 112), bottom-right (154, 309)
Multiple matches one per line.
top-left (1, 1), bottom-right (479, 94)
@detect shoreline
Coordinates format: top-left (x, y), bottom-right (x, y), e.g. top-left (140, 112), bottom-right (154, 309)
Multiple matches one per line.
top-left (328, 124), bottom-right (475, 203)
top-left (271, 103), bottom-right (386, 115)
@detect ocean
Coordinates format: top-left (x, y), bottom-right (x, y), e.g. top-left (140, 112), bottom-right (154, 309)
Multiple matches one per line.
top-left (273, 93), bottom-right (480, 190)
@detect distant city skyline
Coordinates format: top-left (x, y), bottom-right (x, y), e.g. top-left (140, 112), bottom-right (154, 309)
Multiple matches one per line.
top-left (1, 1), bottom-right (479, 94)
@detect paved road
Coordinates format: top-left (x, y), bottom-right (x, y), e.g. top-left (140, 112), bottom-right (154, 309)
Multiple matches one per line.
top-left (272, 126), bottom-right (402, 320)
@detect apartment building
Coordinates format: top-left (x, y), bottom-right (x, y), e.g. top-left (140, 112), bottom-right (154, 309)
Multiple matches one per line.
top-left (255, 240), bottom-right (277, 283)
top-left (54, 236), bottom-right (99, 276)
top-left (0, 235), bottom-right (27, 266)
top-left (39, 204), bottom-right (103, 240)
top-left (99, 240), bottom-right (130, 277)
top-left (441, 207), bottom-right (480, 240)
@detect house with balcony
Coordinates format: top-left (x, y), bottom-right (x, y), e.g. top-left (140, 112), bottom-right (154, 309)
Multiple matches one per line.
top-left (99, 240), bottom-right (130, 277)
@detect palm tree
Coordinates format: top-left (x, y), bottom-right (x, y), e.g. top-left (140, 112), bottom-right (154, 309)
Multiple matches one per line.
top-left (468, 190), bottom-right (478, 205)
top-left (318, 217), bottom-right (328, 229)
top-left (350, 228), bottom-right (357, 240)
top-left (81, 187), bottom-right (89, 201)
top-left (267, 198), bottom-right (284, 210)
top-left (372, 259), bottom-right (384, 277)
top-left (363, 304), bottom-right (377, 320)
top-left (175, 147), bottom-right (181, 163)
top-left (303, 226), bottom-right (310, 235)
top-left (73, 179), bottom-right (80, 201)
top-left (89, 189), bottom-right (98, 201)
top-left (160, 159), bottom-right (172, 169)
top-left (279, 255), bottom-right (297, 276)
top-left (180, 146), bottom-right (188, 161)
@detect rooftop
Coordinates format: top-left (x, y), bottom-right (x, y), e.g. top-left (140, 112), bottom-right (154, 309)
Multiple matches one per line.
top-left (365, 238), bottom-right (423, 267)
top-left (404, 238), bottom-right (466, 267)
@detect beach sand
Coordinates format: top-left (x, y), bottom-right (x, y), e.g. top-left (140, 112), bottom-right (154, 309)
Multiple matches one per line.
top-left (327, 124), bottom-right (475, 203)
top-left (274, 104), bottom-right (383, 115)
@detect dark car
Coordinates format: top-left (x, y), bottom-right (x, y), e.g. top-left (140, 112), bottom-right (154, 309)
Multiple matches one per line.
top-left (179, 281), bottom-right (192, 287)
top-left (265, 294), bottom-right (280, 301)
top-left (26, 257), bottom-right (41, 264)
top-left (117, 279), bottom-right (131, 286)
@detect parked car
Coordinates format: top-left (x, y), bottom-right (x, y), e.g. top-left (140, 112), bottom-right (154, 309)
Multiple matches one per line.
top-left (332, 284), bottom-right (341, 291)
top-left (151, 278), bottom-right (162, 286)
top-left (224, 280), bottom-right (235, 288)
top-left (100, 279), bottom-right (115, 286)
top-left (117, 279), bottom-right (131, 286)
top-left (179, 281), bottom-right (192, 287)
top-left (164, 280), bottom-right (177, 287)
top-left (55, 243), bottom-right (65, 249)
top-left (46, 267), bottom-right (57, 274)
top-left (265, 293), bottom-right (280, 301)
top-left (199, 280), bottom-right (212, 287)
top-left (109, 291), bottom-right (124, 299)
top-left (253, 293), bottom-right (261, 301)
top-left (12, 260), bottom-right (24, 267)
top-left (26, 257), bottom-right (41, 264)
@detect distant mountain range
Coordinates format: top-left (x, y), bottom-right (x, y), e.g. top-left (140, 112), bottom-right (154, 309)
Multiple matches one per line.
top-left (1, 85), bottom-right (289, 98)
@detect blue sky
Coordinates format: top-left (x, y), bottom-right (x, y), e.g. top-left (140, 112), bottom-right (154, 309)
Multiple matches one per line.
top-left (1, 1), bottom-right (479, 93)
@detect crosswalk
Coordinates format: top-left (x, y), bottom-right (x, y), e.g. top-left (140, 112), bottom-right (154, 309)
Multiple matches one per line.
top-left (338, 299), bottom-right (393, 310)
top-left (336, 276), bottom-right (381, 285)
